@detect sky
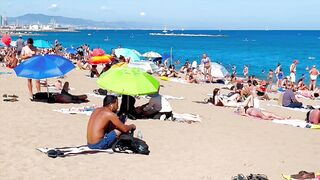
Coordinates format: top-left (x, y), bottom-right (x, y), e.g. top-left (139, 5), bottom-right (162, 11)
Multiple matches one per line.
top-left (1, 0), bottom-right (320, 29)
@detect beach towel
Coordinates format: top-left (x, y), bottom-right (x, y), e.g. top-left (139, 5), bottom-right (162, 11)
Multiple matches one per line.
top-left (37, 145), bottom-right (119, 158)
top-left (86, 93), bottom-right (106, 99)
top-left (173, 113), bottom-right (201, 123)
top-left (53, 106), bottom-right (96, 116)
top-left (266, 104), bottom-right (310, 113)
top-left (142, 95), bottom-right (185, 100)
top-left (0, 71), bottom-right (12, 75)
top-left (169, 78), bottom-right (188, 84)
top-left (272, 119), bottom-right (320, 129)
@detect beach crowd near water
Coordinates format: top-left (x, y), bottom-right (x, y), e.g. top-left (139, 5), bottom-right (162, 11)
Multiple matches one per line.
top-left (0, 34), bottom-right (320, 179)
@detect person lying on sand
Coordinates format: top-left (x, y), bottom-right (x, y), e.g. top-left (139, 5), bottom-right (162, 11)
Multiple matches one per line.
top-left (210, 88), bottom-right (257, 108)
top-left (239, 106), bottom-right (290, 120)
top-left (87, 95), bottom-right (136, 149)
top-left (55, 82), bottom-right (88, 103)
top-left (306, 108), bottom-right (320, 125)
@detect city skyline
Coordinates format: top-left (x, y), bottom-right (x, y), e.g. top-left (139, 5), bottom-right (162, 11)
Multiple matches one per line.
top-left (1, 0), bottom-right (320, 30)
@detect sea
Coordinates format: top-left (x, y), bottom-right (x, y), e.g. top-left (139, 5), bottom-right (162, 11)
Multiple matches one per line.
top-left (16, 30), bottom-right (320, 83)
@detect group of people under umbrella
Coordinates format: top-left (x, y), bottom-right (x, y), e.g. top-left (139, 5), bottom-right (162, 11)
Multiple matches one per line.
top-left (13, 40), bottom-right (172, 121)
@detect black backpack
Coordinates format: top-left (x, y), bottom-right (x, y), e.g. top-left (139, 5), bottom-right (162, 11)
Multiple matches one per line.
top-left (112, 133), bottom-right (150, 155)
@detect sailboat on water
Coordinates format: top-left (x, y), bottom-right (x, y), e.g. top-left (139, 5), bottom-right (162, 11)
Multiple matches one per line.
top-left (162, 26), bottom-right (168, 33)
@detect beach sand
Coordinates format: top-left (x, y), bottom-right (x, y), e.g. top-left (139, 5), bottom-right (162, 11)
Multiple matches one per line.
top-left (0, 66), bottom-right (319, 180)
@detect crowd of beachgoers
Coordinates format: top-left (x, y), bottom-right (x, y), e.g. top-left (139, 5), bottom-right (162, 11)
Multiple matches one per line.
top-left (0, 36), bottom-right (319, 124)
top-left (1, 35), bottom-right (320, 179)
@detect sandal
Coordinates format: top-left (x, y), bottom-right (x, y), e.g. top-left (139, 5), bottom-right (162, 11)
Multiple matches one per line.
top-left (232, 174), bottom-right (248, 180)
top-left (47, 149), bottom-right (65, 158)
top-left (247, 174), bottom-right (268, 180)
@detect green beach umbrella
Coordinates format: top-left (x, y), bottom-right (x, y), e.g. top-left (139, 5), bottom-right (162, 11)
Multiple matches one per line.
top-left (96, 67), bottom-right (160, 96)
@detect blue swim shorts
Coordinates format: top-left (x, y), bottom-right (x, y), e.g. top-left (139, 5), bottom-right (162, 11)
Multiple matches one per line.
top-left (88, 130), bottom-right (117, 149)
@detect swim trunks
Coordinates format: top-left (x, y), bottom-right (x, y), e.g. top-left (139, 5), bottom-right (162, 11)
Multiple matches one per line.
top-left (88, 130), bottom-right (117, 149)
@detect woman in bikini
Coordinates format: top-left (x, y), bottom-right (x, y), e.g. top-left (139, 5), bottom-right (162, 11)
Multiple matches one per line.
top-left (211, 88), bottom-right (254, 107)
top-left (241, 106), bottom-right (289, 120)
top-left (201, 54), bottom-right (212, 82)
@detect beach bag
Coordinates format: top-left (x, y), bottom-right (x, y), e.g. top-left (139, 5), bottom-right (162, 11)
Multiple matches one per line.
top-left (112, 134), bottom-right (150, 155)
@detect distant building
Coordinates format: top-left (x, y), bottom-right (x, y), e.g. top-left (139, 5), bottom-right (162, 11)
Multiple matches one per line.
top-left (3, 16), bottom-right (8, 26)
top-left (0, 15), bottom-right (2, 26)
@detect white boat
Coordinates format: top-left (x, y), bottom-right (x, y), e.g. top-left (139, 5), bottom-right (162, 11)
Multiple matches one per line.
top-left (162, 26), bottom-right (168, 33)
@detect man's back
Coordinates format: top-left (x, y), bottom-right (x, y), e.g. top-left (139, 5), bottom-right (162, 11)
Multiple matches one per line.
top-left (282, 89), bottom-right (295, 106)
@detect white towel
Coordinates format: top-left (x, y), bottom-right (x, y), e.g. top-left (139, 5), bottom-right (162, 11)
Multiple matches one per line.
top-left (173, 113), bottom-right (201, 123)
top-left (53, 106), bottom-right (96, 116)
top-left (37, 145), bottom-right (116, 158)
top-left (272, 119), bottom-right (313, 128)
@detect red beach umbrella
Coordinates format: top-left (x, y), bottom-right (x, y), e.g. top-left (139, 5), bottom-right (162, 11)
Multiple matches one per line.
top-left (1, 35), bottom-right (12, 46)
top-left (92, 48), bottom-right (105, 56)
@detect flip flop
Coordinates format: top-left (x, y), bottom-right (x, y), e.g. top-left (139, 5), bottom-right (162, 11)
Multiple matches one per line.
top-left (47, 149), bottom-right (65, 158)
top-left (232, 174), bottom-right (247, 180)
top-left (247, 174), bottom-right (268, 180)
top-left (3, 98), bottom-right (18, 102)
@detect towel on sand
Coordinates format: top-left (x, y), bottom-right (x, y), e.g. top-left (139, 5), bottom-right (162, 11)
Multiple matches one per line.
top-left (272, 119), bottom-right (320, 129)
top-left (267, 104), bottom-right (310, 113)
top-left (53, 106), bottom-right (97, 116)
top-left (142, 95), bottom-right (185, 100)
top-left (37, 145), bottom-right (118, 158)
top-left (53, 107), bottom-right (201, 123)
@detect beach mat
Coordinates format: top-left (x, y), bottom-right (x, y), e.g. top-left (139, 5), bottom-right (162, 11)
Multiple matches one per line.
top-left (272, 119), bottom-right (320, 129)
top-left (37, 145), bottom-right (118, 158)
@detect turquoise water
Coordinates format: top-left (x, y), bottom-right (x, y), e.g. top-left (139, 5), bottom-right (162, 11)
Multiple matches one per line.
top-left (21, 30), bottom-right (320, 82)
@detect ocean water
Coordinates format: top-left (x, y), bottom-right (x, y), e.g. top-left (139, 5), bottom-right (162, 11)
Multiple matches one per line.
top-left (20, 30), bottom-right (320, 83)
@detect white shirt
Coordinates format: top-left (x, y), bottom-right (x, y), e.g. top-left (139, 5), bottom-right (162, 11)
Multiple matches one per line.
top-left (192, 61), bottom-right (198, 68)
top-left (144, 94), bottom-right (172, 112)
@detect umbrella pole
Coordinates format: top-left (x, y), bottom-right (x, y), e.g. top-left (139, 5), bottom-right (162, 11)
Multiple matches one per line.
top-left (46, 79), bottom-right (49, 98)
top-left (170, 47), bottom-right (173, 65)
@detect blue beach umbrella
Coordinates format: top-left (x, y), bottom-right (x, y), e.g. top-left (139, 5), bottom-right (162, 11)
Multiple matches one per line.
top-left (34, 40), bottom-right (52, 49)
top-left (14, 55), bottom-right (75, 79)
top-left (114, 48), bottom-right (141, 62)
top-left (65, 47), bottom-right (78, 54)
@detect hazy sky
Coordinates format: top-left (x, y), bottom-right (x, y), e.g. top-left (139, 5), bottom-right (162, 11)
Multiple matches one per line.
top-left (1, 0), bottom-right (320, 29)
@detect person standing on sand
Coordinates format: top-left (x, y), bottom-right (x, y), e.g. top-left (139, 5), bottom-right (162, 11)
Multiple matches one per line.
top-left (309, 65), bottom-right (319, 90)
top-left (267, 69), bottom-right (274, 89)
top-left (243, 65), bottom-right (249, 79)
top-left (16, 35), bottom-right (24, 57)
top-left (201, 53), bottom-right (212, 82)
top-left (289, 60), bottom-right (298, 83)
top-left (20, 38), bottom-right (39, 99)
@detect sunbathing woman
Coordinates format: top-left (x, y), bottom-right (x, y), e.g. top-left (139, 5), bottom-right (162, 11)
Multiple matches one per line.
top-left (211, 88), bottom-right (255, 107)
top-left (306, 108), bottom-right (320, 124)
top-left (240, 106), bottom-right (289, 120)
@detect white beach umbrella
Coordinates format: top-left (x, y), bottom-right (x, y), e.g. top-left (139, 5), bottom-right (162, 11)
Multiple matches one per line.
top-left (200, 62), bottom-right (229, 78)
top-left (128, 61), bottom-right (159, 73)
top-left (142, 51), bottom-right (162, 59)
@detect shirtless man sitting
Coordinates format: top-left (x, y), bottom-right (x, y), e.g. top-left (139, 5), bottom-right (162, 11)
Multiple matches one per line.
top-left (87, 95), bottom-right (136, 149)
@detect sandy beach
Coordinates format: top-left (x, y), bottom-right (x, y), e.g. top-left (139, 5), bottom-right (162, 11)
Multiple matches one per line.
top-left (0, 66), bottom-right (319, 180)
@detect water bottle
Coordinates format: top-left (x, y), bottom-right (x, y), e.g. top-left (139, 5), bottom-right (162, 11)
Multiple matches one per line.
top-left (137, 130), bottom-right (143, 140)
